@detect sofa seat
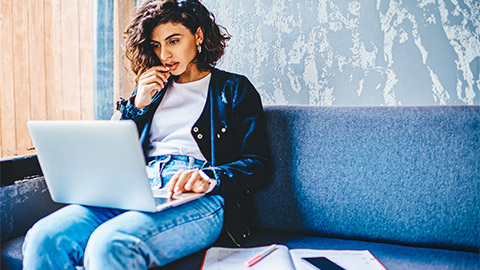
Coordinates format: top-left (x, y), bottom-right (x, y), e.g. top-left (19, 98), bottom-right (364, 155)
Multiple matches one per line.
top-left (246, 229), bottom-right (480, 270)
top-left (1, 236), bottom-right (23, 270)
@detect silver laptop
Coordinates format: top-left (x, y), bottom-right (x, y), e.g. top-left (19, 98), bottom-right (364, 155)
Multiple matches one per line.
top-left (27, 120), bottom-right (203, 212)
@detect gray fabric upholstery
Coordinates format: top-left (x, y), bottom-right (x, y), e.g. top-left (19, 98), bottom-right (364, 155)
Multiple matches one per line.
top-left (1, 177), bottom-right (62, 243)
top-left (251, 106), bottom-right (480, 252)
top-left (0, 237), bottom-right (23, 270)
top-left (0, 177), bottom-right (62, 270)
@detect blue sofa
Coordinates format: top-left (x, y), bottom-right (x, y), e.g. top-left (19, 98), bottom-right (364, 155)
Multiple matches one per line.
top-left (1, 105), bottom-right (479, 269)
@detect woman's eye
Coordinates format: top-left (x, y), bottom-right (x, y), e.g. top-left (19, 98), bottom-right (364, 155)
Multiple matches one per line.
top-left (151, 43), bottom-right (160, 49)
top-left (169, 39), bottom-right (178, 45)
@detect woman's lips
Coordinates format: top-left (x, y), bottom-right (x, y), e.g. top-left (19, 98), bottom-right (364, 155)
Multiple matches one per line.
top-left (165, 62), bottom-right (179, 71)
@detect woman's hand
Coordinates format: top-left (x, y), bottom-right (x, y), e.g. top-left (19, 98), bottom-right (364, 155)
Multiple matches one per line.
top-left (166, 170), bottom-right (215, 198)
top-left (134, 66), bottom-right (171, 109)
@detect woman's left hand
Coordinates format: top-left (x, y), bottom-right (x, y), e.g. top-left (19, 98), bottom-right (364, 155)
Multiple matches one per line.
top-left (166, 170), bottom-right (214, 198)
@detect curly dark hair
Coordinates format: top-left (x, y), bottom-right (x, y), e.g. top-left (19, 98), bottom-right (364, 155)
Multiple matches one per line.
top-left (124, 0), bottom-right (231, 82)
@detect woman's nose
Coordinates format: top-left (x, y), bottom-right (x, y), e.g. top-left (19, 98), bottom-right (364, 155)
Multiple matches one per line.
top-left (160, 47), bottom-right (171, 61)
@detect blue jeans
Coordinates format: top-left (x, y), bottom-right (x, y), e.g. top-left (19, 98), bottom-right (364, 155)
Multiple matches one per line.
top-left (22, 155), bottom-right (224, 269)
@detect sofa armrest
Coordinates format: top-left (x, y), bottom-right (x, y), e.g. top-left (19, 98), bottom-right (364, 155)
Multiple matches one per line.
top-left (0, 177), bottom-right (63, 243)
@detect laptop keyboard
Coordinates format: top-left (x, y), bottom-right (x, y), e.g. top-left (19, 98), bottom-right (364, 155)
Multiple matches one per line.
top-left (154, 197), bottom-right (173, 206)
top-left (152, 188), bottom-right (168, 197)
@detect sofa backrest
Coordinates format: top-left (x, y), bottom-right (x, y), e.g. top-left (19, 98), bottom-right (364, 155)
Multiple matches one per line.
top-left (250, 105), bottom-right (480, 252)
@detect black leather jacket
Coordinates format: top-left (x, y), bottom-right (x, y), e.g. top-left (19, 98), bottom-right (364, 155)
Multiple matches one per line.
top-left (116, 68), bottom-right (270, 246)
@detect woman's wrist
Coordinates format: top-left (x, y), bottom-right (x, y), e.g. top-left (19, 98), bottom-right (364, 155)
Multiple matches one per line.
top-left (133, 95), bottom-right (147, 109)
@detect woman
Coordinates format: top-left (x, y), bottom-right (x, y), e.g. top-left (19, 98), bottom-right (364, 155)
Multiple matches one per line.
top-left (22, 0), bottom-right (269, 269)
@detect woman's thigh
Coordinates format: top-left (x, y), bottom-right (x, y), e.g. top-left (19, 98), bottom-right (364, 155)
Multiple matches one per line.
top-left (85, 195), bottom-right (224, 268)
top-left (25, 204), bottom-right (123, 245)
top-left (22, 204), bottom-right (124, 268)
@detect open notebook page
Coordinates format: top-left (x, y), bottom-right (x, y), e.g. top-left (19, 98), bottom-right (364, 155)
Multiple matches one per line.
top-left (202, 245), bottom-right (295, 270)
top-left (290, 249), bottom-right (386, 270)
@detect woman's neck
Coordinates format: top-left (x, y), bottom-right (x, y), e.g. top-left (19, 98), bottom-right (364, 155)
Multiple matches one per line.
top-left (177, 65), bottom-right (211, 84)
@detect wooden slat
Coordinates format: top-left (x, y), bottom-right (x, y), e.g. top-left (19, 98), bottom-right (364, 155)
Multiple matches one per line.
top-left (79, 0), bottom-right (94, 120)
top-left (12, 0), bottom-right (32, 156)
top-left (44, 0), bottom-right (63, 121)
top-left (0, 0), bottom-right (16, 158)
top-left (1, 0), bottom-right (99, 158)
top-left (61, 0), bottom-right (81, 120)
top-left (28, 0), bottom-right (47, 122)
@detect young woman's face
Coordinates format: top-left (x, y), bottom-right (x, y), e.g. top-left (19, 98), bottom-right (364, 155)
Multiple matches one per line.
top-left (150, 22), bottom-right (203, 79)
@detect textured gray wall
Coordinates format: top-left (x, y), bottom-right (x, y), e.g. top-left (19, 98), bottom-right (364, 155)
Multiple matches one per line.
top-left (202, 0), bottom-right (480, 105)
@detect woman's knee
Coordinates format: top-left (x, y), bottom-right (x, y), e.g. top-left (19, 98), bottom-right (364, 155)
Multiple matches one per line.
top-left (84, 226), bottom-right (147, 269)
top-left (23, 214), bottom-right (86, 269)
top-left (23, 215), bottom-right (64, 251)
top-left (85, 226), bottom-right (123, 255)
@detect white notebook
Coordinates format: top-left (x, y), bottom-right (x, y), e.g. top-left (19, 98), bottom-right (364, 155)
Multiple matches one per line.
top-left (202, 245), bottom-right (386, 270)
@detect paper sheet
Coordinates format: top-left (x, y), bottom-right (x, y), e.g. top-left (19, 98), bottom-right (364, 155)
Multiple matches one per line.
top-left (202, 245), bottom-right (295, 270)
top-left (290, 249), bottom-right (386, 270)
top-left (202, 245), bottom-right (386, 270)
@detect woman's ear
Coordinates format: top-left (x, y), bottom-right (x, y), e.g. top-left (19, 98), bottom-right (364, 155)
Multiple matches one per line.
top-left (195, 27), bottom-right (204, 45)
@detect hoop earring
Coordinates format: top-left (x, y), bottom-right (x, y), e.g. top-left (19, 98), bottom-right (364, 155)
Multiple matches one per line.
top-left (197, 44), bottom-right (202, 54)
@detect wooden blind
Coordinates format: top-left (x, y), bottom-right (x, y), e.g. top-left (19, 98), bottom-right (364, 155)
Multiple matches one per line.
top-left (0, 0), bottom-right (94, 158)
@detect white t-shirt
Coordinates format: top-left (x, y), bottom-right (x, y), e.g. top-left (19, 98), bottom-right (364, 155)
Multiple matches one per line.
top-left (148, 73), bottom-right (211, 160)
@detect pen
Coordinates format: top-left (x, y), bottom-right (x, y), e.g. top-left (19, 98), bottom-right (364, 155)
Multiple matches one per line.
top-left (197, 169), bottom-right (211, 181)
top-left (244, 244), bottom-right (277, 267)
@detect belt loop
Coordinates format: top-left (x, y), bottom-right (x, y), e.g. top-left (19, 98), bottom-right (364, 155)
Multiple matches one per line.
top-left (188, 156), bottom-right (195, 169)
top-left (158, 155), bottom-right (172, 188)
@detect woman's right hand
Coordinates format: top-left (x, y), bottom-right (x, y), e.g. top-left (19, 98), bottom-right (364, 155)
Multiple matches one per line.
top-left (134, 66), bottom-right (171, 109)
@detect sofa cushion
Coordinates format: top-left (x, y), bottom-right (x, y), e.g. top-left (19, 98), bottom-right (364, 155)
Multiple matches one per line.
top-left (246, 229), bottom-right (480, 270)
top-left (251, 106), bottom-right (480, 252)
top-left (0, 177), bottom-right (63, 243)
top-left (0, 236), bottom-right (23, 270)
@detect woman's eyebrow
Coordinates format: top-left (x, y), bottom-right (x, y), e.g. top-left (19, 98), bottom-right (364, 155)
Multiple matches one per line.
top-left (164, 33), bottom-right (181, 41)
top-left (150, 33), bottom-right (181, 44)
